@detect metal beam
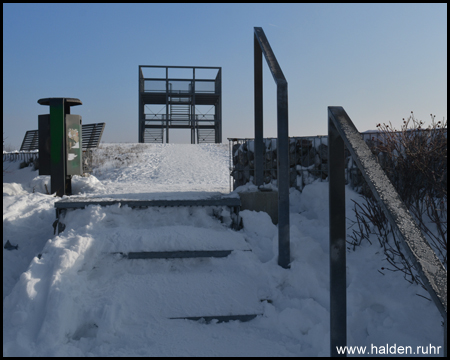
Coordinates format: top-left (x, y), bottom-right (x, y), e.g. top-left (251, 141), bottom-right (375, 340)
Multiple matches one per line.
top-left (254, 32), bottom-right (264, 187)
top-left (170, 314), bottom-right (259, 323)
top-left (127, 250), bottom-right (234, 259)
top-left (216, 68), bottom-right (222, 143)
top-left (166, 67), bottom-right (169, 143)
top-left (192, 68), bottom-right (196, 144)
top-left (276, 81), bottom-right (290, 269)
top-left (328, 116), bottom-right (347, 357)
top-left (143, 77), bottom-right (217, 82)
top-left (253, 27), bottom-right (286, 85)
top-left (139, 66), bottom-right (144, 143)
top-left (140, 65), bottom-right (221, 70)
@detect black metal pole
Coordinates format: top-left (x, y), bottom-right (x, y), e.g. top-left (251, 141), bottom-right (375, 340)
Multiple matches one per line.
top-left (139, 66), bottom-right (142, 143)
top-left (192, 68), bottom-right (196, 144)
top-left (254, 32), bottom-right (264, 187)
top-left (166, 66), bottom-right (169, 143)
top-left (445, 318), bottom-right (447, 357)
top-left (328, 114), bottom-right (347, 357)
top-left (277, 82), bottom-right (290, 268)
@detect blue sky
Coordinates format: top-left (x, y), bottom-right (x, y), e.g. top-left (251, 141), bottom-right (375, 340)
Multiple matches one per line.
top-left (3, 3), bottom-right (447, 148)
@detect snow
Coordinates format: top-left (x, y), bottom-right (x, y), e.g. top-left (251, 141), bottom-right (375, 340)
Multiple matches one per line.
top-left (3, 143), bottom-right (444, 356)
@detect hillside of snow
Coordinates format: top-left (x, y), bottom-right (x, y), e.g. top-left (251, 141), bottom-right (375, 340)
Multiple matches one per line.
top-left (3, 143), bottom-right (444, 356)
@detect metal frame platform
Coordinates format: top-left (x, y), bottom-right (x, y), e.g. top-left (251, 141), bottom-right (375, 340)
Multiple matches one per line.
top-left (139, 65), bottom-right (222, 144)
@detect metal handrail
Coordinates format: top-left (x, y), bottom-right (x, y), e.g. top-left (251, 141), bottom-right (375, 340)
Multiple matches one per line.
top-left (254, 27), bottom-right (290, 269)
top-left (328, 106), bottom-right (447, 357)
top-left (145, 115), bottom-right (215, 121)
top-left (143, 89), bottom-right (216, 94)
top-left (143, 79), bottom-right (216, 94)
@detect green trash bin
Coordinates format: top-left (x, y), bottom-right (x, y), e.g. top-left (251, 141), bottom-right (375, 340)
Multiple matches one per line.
top-left (38, 97), bottom-right (82, 197)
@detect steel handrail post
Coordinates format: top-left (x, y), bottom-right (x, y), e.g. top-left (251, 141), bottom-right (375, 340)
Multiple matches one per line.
top-left (253, 27), bottom-right (290, 268)
top-left (328, 115), bottom-right (347, 357)
top-left (254, 31), bottom-right (264, 187)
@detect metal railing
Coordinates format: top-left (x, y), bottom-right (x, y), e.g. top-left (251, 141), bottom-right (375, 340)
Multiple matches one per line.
top-left (143, 80), bottom-right (217, 94)
top-left (3, 151), bottom-right (39, 162)
top-left (4, 150), bottom-right (94, 175)
top-left (254, 26), bottom-right (290, 269)
top-left (145, 114), bottom-right (215, 121)
top-left (328, 106), bottom-right (447, 357)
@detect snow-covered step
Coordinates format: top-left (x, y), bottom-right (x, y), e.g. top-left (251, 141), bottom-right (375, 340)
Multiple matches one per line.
top-left (54, 195), bottom-right (242, 233)
top-left (54, 195), bottom-right (241, 210)
top-left (72, 225), bottom-right (263, 322)
top-left (46, 204), bottom-right (263, 323)
top-left (83, 256), bottom-right (265, 321)
top-left (105, 227), bottom-right (252, 259)
top-left (78, 226), bottom-right (252, 254)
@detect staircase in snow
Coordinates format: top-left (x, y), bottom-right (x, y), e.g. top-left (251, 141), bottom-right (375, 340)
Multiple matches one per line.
top-left (54, 195), bottom-right (263, 323)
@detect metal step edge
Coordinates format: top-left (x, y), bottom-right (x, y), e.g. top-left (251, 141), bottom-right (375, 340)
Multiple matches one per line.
top-left (55, 197), bottom-right (241, 210)
top-left (125, 250), bottom-right (252, 259)
top-left (169, 314), bottom-right (261, 323)
top-left (112, 249), bottom-right (251, 260)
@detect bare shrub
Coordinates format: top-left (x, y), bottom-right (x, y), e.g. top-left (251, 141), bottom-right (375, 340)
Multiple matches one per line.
top-left (349, 113), bottom-right (447, 291)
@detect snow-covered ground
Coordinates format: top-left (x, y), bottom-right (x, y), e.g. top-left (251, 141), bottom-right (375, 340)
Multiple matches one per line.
top-left (3, 143), bottom-right (444, 356)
